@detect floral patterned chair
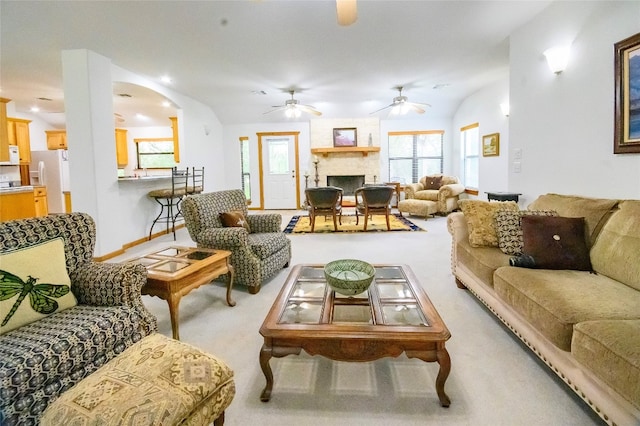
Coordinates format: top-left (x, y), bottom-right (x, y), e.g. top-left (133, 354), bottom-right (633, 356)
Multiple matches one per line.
top-left (0, 213), bottom-right (157, 425)
top-left (182, 189), bottom-right (291, 294)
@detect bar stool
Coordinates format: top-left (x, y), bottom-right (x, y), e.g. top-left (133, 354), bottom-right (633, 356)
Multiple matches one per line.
top-left (148, 167), bottom-right (189, 240)
top-left (188, 166), bottom-right (204, 195)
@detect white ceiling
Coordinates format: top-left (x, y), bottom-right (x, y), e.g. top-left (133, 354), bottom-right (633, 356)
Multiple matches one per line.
top-left (0, 1), bottom-right (552, 128)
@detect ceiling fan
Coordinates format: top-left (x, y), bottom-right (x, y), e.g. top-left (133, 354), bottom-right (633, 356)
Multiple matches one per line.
top-left (264, 90), bottom-right (322, 118)
top-left (370, 86), bottom-right (431, 115)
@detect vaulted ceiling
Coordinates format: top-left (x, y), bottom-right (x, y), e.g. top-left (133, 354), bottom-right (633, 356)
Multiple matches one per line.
top-left (1, 1), bottom-right (551, 127)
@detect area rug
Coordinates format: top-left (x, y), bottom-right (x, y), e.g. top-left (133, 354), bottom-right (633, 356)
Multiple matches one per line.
top-left (283, 214), bottom-right (424, 233)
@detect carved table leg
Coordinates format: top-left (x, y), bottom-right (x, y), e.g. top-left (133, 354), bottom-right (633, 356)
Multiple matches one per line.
top-left (167, 293), bottom-right (181, 340)
top-left (225, 264), bottom-right (236, 307)
top-left (259, 345), bottom-right (274, 402)
top-left (435, 344), bottom-right (451, 407)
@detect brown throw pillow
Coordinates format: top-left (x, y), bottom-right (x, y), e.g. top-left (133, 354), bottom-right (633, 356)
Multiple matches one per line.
top-left (495, 209), bottom-right (558, 255)
top-left (424, 176), bottom-right (443, 190)
top-left (219, 211), bottom-right (250, 232)
top-left (520, 216), bottom-right (592, 271)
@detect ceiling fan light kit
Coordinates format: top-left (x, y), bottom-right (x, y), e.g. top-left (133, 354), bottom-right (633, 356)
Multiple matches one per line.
top-left (336, 0), bottom-right (357, 26)
top-left (264, 90), bottom-right (322, 118)
top-left (370, 86), bottom-right (430, 116)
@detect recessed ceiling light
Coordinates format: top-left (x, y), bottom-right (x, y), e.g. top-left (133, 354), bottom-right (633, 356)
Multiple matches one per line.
top-left (30, 106), bottom-right (40, 113)
top-left (162, 101), bottom-right (171, 107)
top-left (136, 113), bottom-right (148, 120)
top-left (161, 75), bottom-right (172, 84)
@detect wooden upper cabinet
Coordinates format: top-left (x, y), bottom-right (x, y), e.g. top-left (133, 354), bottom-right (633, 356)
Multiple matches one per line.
top-left (169, 116), bottom-right (180, 162)
top-left (7, 118), bottom-right (32, 164)
top-left (115, 128), bottom-right (128, 167)
top-left (46, 130), bottom-right (68, 150)
top-left (0, 98), bottom-right (10, 163)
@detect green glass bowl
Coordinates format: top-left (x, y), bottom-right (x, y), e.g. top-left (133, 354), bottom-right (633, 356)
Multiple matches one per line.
top-left (324, 259), bottom-right (375, 296)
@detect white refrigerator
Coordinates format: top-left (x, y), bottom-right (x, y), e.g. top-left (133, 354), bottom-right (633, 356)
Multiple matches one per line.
top-left (29, 150), bottom-right (70, 213)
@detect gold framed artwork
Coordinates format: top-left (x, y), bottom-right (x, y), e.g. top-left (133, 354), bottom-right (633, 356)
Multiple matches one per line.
top-left (482, 133), bottom-right (500, 157)
top-left (614, 32), bottom-right (640, 154)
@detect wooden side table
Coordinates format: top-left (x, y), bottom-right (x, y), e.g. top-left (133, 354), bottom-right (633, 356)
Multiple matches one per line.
top-left (486, 192), bottom-right (522, 202)
top-left (383, 181), bottom-right (402, 208)
top-left (128, 246), bottom-right (235, 340)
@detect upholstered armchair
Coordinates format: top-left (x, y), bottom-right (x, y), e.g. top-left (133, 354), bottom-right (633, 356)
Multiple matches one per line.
top-left (355, 185), bottom-right (394, 231)
top-left (181, 189), bottom-right (291, 294)
top-left (403, 174), bottom-right (466, 215)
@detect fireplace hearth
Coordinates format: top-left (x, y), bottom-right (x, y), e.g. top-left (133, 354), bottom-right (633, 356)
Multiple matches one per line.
top-left (327, 175), bottom-right (365, 196)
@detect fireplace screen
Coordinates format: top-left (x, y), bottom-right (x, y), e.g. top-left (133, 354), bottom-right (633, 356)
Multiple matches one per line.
top-left (327, 175), bottom-right (365, 196)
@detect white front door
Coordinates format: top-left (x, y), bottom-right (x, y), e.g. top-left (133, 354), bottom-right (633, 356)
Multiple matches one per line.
top-left (261, 134), bottom-right (299, 209)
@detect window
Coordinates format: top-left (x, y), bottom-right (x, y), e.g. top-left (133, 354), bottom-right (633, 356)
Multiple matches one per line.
top-left (460, 123), bottom-right (479, 189)
top-left (388, 131), bottom-right (443, 183)
top-left (135, 138), bottom-right (176, 169)
top-left (240, 136), bottom-right (251, 200)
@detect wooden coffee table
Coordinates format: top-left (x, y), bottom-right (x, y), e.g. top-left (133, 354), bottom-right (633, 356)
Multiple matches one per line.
top-left (128, 246), bottom-right (234, 340)
top-left (258, 264), bottom-right (452, 407)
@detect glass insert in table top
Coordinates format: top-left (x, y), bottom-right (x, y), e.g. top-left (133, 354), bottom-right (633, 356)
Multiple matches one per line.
top-left (278, 265), bottom-right (429, 326)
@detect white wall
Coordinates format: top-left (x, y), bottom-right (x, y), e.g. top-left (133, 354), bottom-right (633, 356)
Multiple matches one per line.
top-left (452, 79), bottom-right (510, 198)
top-left (509, 1), bottom-right (640, 205)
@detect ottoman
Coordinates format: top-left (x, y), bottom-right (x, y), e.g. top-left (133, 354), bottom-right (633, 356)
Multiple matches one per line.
top-left (398, 199), bottom-right (438, 217)
top-left (41, 333), bottom-right (235, 426)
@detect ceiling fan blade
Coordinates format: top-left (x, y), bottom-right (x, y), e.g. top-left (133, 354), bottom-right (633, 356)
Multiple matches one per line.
top-left (297, 105), bottom-right (322, 116)
top-left (369, 103), bottom-right (394, 115)
top-left (407, 103), bottom-right (426, 114)
top-left (263, 106), bottom-right (287, 115)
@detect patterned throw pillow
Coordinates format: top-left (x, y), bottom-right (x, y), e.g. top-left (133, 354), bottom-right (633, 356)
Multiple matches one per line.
top-left (424, 176), bottom-right (443, 190)
top-left (0, 238), bottom-right (77, 334)
top-left (219, 211), bottom-right (251, 232)
top-left (495, 210), bottom-right (558, 255)
top-left (458, 199), bottom-right (519, 247)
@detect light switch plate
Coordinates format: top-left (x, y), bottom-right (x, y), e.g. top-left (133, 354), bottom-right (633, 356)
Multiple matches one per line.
top-left (513, 161), bottom-right (522, 173)
top-left (514, 148), bottom-right (522, 159)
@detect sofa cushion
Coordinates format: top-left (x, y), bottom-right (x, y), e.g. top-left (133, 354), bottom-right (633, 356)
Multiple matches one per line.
top-left (458, 200), bottom-right (518, 247)
top-left (590, 200), bottom-right (640, 291)
top-left (0, 305), bottom-right (148, 423)
top-left (0, 239), bottom-right (77, 334)
top-left (527, 193), bottom-right (618, 247)
top-left (456, 238), bottom-right (511, 288)
top-left (414, 190), bottom-right (439, 201)
top-left (520, 216), bottom-right (593, 271)
top-left (495, 209), bottom-right (558, 255)
top-left (248, 232), bottom-right (290, 260)
top-left (572, 319), bottom-right (640, 410)
top-left (494, 267), bottom-right (640, 351)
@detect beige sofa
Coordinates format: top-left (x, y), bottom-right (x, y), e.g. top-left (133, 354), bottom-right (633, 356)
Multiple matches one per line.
top-left (400, 174), bottom-right (465, 217)
top-left (448, 194), bottom-right (640, 426)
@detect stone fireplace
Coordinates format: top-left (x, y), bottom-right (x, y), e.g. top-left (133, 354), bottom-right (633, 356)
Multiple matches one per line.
top-left (327, 175), bottom-right (365, 196)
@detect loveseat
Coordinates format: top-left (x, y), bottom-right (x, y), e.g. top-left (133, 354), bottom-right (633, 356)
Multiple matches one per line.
top-left (0, 213), bottom-right (157, 425)
top-left (399, 174), bottom-right (465, 217)
top-left (182, 189), bottom-right (291, 294)
top-left (448, 194), bottom-right (640, 425)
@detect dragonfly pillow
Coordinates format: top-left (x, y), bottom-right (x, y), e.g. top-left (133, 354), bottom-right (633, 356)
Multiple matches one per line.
top-left (0, 238), bottom-right (77, 335)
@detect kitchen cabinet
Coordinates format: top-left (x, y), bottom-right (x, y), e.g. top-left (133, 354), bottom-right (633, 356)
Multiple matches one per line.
top-left (115, 128), bottom-right (128, 167)
top-left (34, 186), bottom-right (48, 217)
top-left (7, 118), bottom-right (32, 164)
top-left (0, 98), bottom-right (10, 163)
top-left (169, 116), bottom-right (180, 162)
top-left (46, 130), bottom-right (67, 150)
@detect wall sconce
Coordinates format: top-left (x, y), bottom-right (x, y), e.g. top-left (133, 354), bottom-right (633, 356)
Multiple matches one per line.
top-left (500, 102), bottom-right (510, 117)
top-left (544, 45), bottom-right (571, 74)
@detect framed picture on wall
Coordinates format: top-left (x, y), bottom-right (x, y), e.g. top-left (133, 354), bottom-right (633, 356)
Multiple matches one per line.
top-left (482, 133), bottom-right (500, 157)
top-left (614, 32), bottom-right (640, 154)
top-left (333, 128), bottom-right (357, 147)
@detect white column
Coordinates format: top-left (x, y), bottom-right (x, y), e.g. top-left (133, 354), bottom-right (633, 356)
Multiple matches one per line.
top-left (62, 49), bottom-right (122, 257)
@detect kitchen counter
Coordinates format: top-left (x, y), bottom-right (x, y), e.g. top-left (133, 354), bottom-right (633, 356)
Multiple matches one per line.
top-left (0, 185), bottom-right (34, 194)
top-left (117, 176), bottom-right (171, 181)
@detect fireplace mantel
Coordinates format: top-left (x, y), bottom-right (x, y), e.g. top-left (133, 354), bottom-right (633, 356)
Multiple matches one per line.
top-left (311, 147), bottom-right (380, 157)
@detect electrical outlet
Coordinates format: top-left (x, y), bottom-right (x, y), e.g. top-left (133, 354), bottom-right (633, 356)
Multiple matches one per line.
top-left (513, 161), bottom-right (522, 173)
